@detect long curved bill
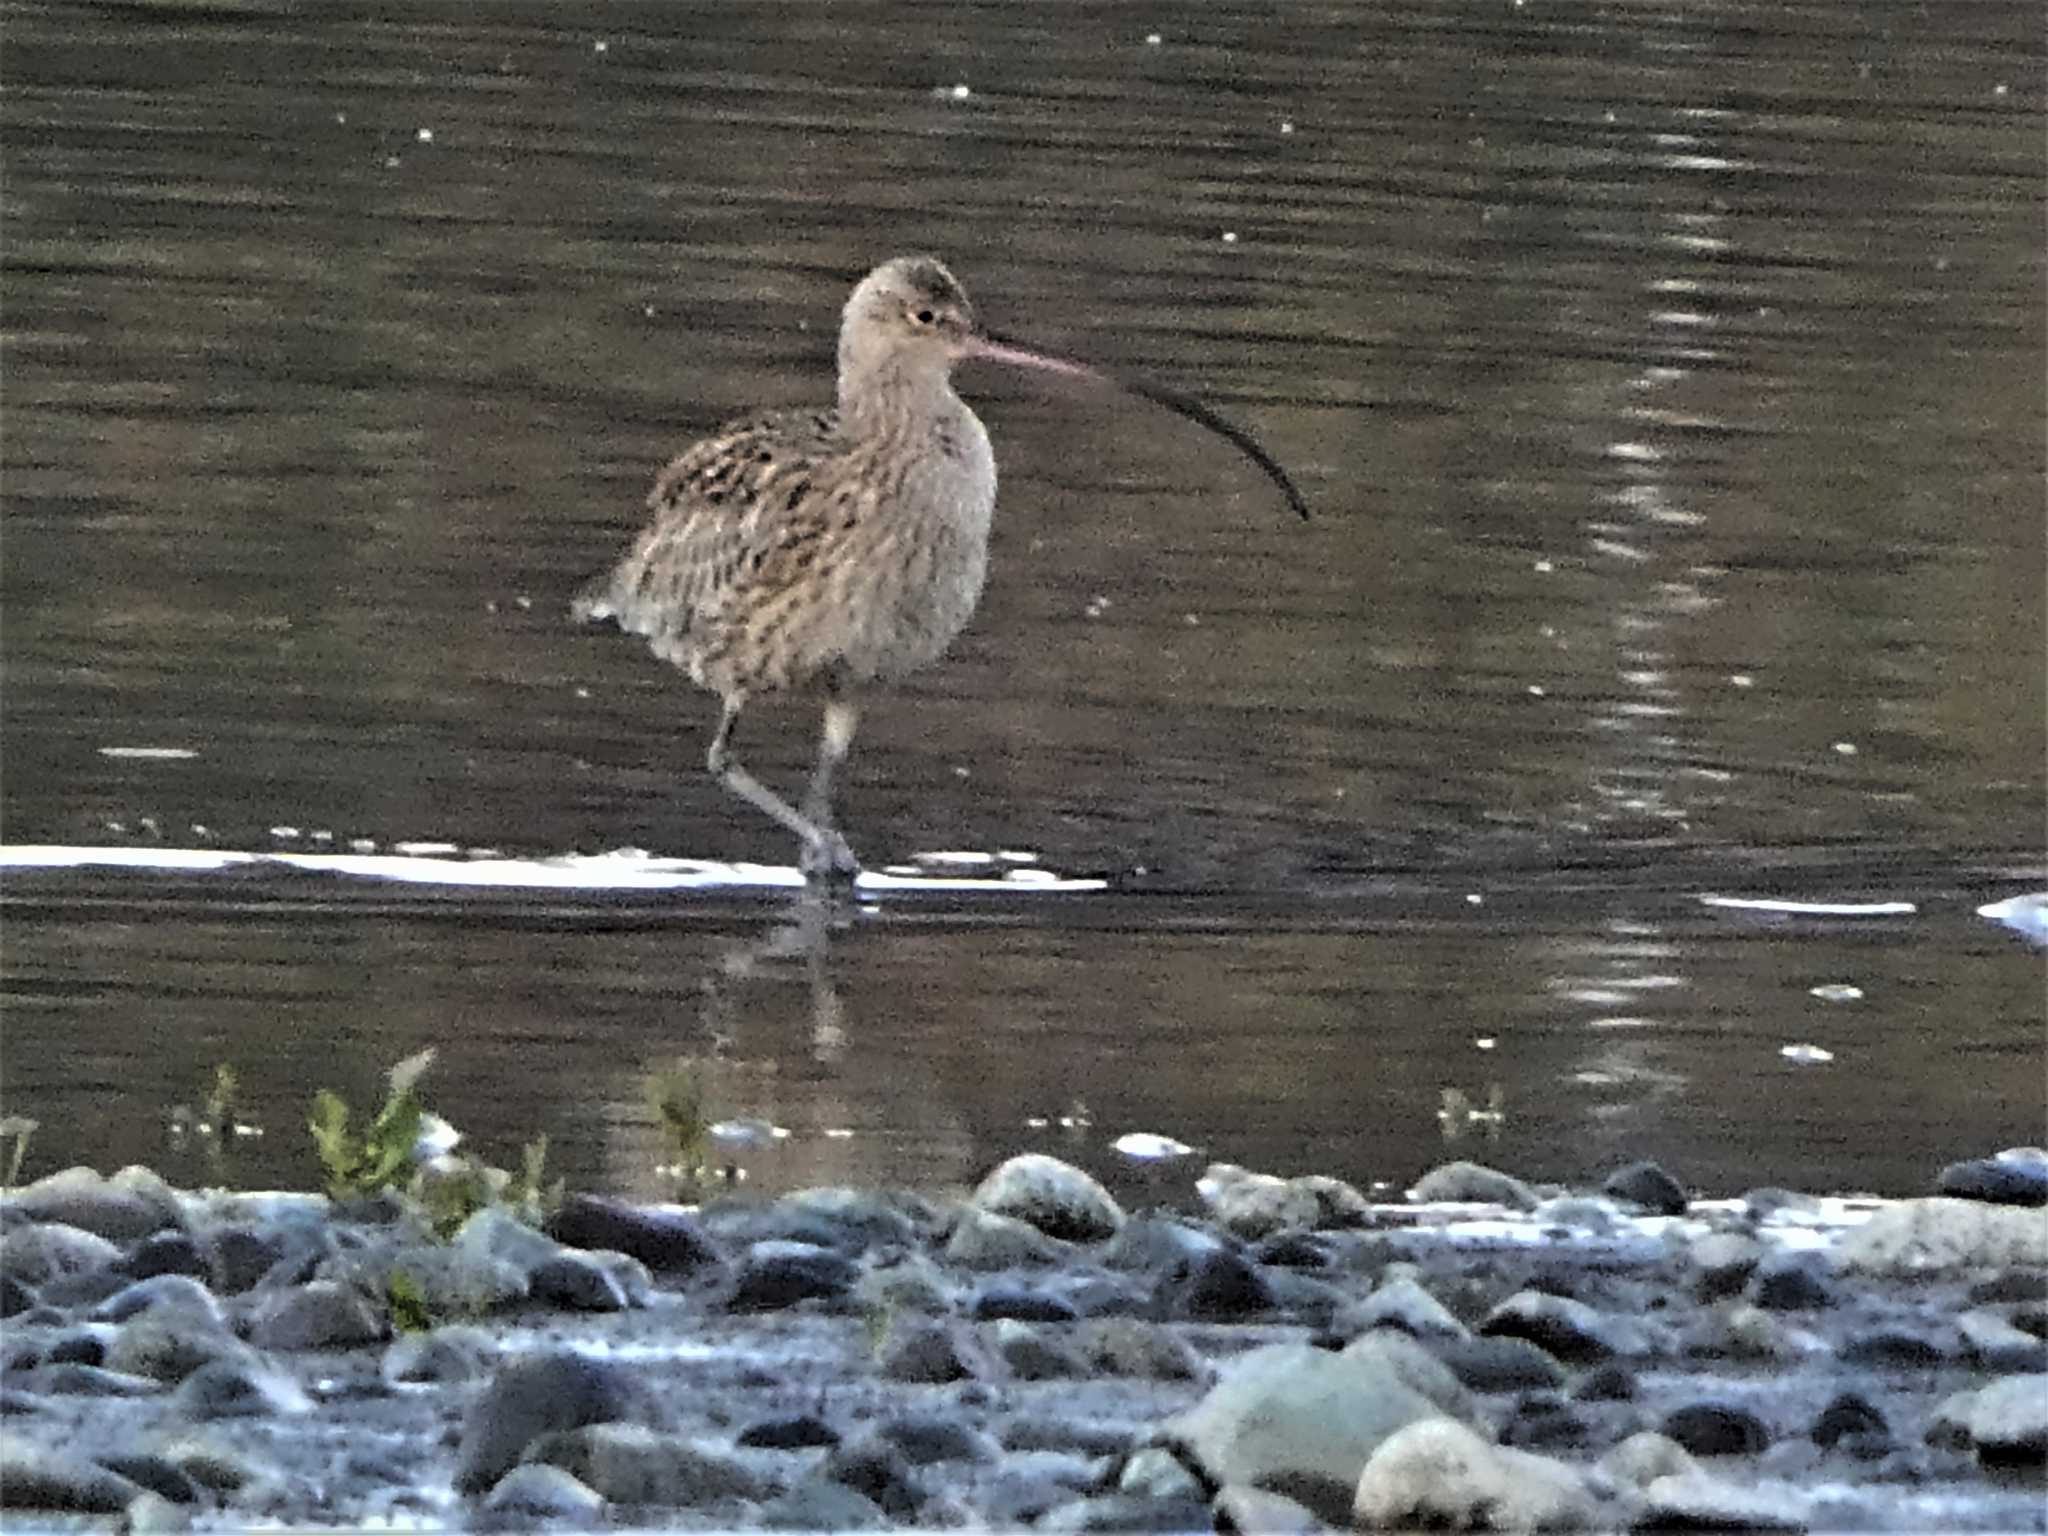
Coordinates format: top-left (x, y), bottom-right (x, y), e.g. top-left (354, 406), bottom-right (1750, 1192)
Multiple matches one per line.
top-left (968, 331), bottom-right (1311, 520)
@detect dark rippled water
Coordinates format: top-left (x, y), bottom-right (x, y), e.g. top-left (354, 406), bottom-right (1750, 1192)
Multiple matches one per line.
top-left (3, 1), bottom-right (2042, 1204)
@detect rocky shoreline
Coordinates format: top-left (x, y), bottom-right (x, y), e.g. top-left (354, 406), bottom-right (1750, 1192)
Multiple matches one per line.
top-left (2, 1151), bottom-right (2044, 1533)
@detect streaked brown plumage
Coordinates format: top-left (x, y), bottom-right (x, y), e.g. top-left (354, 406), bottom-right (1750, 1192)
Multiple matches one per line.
top-left (575, 254), bottom-right (1305, 883)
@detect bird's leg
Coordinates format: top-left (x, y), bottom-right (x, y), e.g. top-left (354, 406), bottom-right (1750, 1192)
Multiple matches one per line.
top-left (706, 695), bottom-right (856, 881)
top-left (798, 698), bottom-right (862, 883)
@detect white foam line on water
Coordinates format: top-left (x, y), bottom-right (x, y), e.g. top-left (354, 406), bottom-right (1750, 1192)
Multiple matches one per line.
top-left (0, 844), bottom-right (1108, 894)
top-left (1699, 894), bottom-right (1917, 916)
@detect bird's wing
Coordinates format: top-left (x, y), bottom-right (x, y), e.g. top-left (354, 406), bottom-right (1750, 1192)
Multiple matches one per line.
top-left (571, 408), bottom-right (843, 651)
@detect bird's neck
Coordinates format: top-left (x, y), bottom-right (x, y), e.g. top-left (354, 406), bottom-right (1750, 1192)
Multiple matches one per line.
top-left (837, 359), bottom-right (964, 437)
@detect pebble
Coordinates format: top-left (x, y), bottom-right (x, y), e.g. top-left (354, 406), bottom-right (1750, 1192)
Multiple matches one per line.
top-left (525, 1422), bottom-right (768, 1504)
top-left (1158, 1245), bottom-right (1275, 1320)
top-left (726, 1242), bottom-right (858, 1309)
top-left (8, 1166), bottom-right (183, 1242)
top-left (247, 1280), bottom-right (386, 1349)
top-left (1480, 1289), bottom-right (1643, 1363)
top-left (1352, 1416), bottom-right (1600, 1531)
top-left (0, 1222), bottom-right (122, 1285)
top-left (1603, 1159), bottom-right (1688, 1215)
top-left (0, 1155), bottom-right (2031, 1531)
top-left (1662, 1400), bottom-right (1772, 1456)
top-left (1937, 1149), bottom-right (2048, 1208)
top-left (1196, 1163), bottom-right (1323, 1237)
top-left (1748, 1250), bottom-right (1836, 1310)
top-left (0, 1435), bottom-right (145, 1511)
top-left (945, 1206), bottom-right (1069, 1268)
top-left (480, 1462), bottom-right (606, 1518)
top-left (970, 1153), bottom-right (1125, 1241)
top-left (454, 1349), bottom-right (664, 1493)
top-left (877, 1318), bottom-right (989, 1383)
top-left (545, 1193), bottom-right (723, 1272)
top-left (1409, 1159), bottom-right (1540, 1209)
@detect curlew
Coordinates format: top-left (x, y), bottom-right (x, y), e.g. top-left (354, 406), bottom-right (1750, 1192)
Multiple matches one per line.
top-left (574, 254), bottom-right (1306, 883)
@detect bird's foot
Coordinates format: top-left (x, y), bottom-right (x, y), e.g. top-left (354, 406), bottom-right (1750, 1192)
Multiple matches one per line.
top-left (800, 830), bottom-right (862, 887)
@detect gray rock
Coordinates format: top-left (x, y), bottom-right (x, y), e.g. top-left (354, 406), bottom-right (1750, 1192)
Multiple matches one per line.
top-left (1689, 1231), bottom-right (1764, 1300)
top-left (453, 1206), bottom-right (563, 1272)
top-left (103, 1311), bottom-right (251, 1384)
top-left (1480, 1289), bottom-right (1645, 1364)
top-left (852, 1248), bottom-right (952, 1315)
top-left (481, 1462), bottom-right (606, 1518)
top-left (202, 1226), bottom-right (289, 1294)
top-left (875, 1412), bottom-right (998, 1464)
top-left (1293, 1174), bottom-right (1375, 1229)
top-left (0, 1435), bottom-right (144, 1511)
top-left (528, 1251), bottom-right (635, 1312)
top-left (1159, 1246), bottom-right (1275, 1320)
top-left (1638, 1471), bottom-right (1806, 1531)
top-left (1959, 1306), bottom-right (2048, 1371)
top-left (9, 1166), bottom-right (182, 1243)
top-left (1099, 1216), bottom-right (1226, 1274)
top-left (972, 1285), bottom-right (1079, 1322)
top-left (524, 1422), bottom-right (769, 1504)
top-left (995, 1319), bottom-right (1088, 1380)
top-left (1809, 1392), bottom-right (1888, 1453)
top-left (1345, 1276), bottom-right (1468, 1341)
top-left (1434, 1335), bottom-right (1566, 1393)
top-left (0, 1223), bottom-right (122, 1286)
top-left (1037, 1493), bottom-right (1214, 1532)
top-left (170, 1358), bottom-right (312, 1418)
top-left (90, 1273), bottom-right (221, 1326)
top-left (1342, 1328), bottom-right (1478, 1422)
top-left (1352, 1417), bottom-right (1600, 1533)
top-left (1409, 1161), bottom-right (1539, 1210)
top-left (1836, 1197), bottom-right (2048, 1275)
top-left (1165, 1342), bottom-right (1443, 1525)
top-left (544, 1193), bottom-right (722, 1273)
top-left (772, 1186), bottom-right (932, 1249)
top-left (979, 1453), bottom-right (1101, 1526)
top-left (877, 1317), bottom-right (990, 1383)
top-left (0, 1273), bottom-right (34, 1318)
top-left (1078, 1317), bottom-right (1206, 1380)
top-left (381, 1325), bottom-right (495, 1385)
top-left (1747, 1251), bottom-right (1835, 1310)
top-left (339, 1245), bottom-right (529, 1316)
top-left (1690, 1301), bottom-right (1821, 1363)
top-left (1003, 1417), bottom-right (1140, 1457)
top-left (758, 1474), bottom-right (889, 1531)
top-left (118, 1232), bottom-right (211, 1284)
top-left (824, 1432), bottom-right (926, 1518)
top-left (970, 1154), bottom-right (1124, 1241)
top-left (122, 1489), bottom-right (193, 1533)
top-left (1213, 1484), bottom-right (1327, 1533)
top-left (945, 1207), bottom-right (1070, 1269)
top-left (1662, 1401), bottom-right (1771, 1456)
top-left (151, 1432), bottom-right (266, 1494)
top-left (1938, 1149), bottom-right (2048, 1208)
top-left (1599, 1431), bottom-right (1698, 1489)
top-left (1119, 1446), bottom-right (1203, 1501)
top-left (97, 1452), bottom-right (203, 1506)
top-left (454, 1349), bottom-right (664, 1494)
top-left (737, 1414), bottom-right (838, 1450)
top-left (1966, 1373), bottom-right (2048, 1466)
top-left (1603, 1160), bottom-right (1688, 1216)
top-left (1840, 1326), bottom-right (1951, 1367)
top-left (12, 1362), bottom-right (161, 1396)
top-left (728, 1242), bottom-right (859, 1309)
top-left (1500, 1391), bottom-right (1593, 1453)
top-left (1197, 1164), bottom-right (1322, 1239)
top-left (247, 1280), bottom-right (386, 1350)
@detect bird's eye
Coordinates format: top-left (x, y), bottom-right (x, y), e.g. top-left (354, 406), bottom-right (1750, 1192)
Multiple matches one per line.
top-left (913, 308), bottom-right (935, 326)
